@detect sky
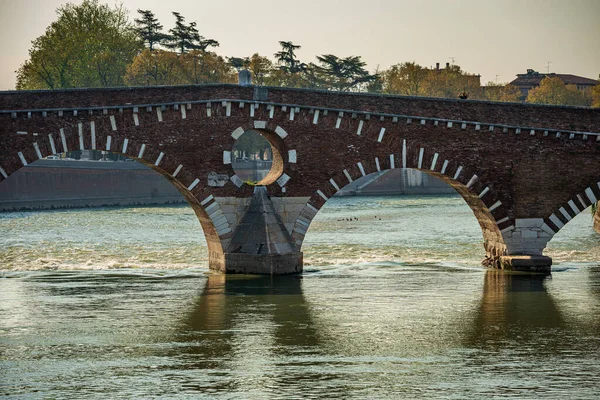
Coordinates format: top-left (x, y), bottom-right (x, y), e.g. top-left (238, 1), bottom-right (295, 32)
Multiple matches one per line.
top-left (0, 0), bottom-right (598, 90)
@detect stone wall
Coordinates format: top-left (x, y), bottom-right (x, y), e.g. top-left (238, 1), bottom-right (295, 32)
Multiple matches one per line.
top-left (0, 159), bottom-right (184, 211)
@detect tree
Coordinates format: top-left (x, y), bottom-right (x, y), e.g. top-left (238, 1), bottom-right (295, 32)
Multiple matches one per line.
top-left (591, 76), bottom-right (600, 108)
top-left (421, 65), bottom-right (482, 99)
top-left (381, 62), bottom-right (428, 95)
top-left (482, 82), bottom-right (522, 102)
top-left (314, 54), bottom-right (377, 91)
top-left (16, 0), bottom-right (142, 89)
top-left (274, 41), bottom-right (306, 74)
top-left (166, 12), bottom-right (218, 55)
top-left (228, 57), bottom-right (250, 72)
top-left (177, 51), bottom-right (235, 84)
top-left (526, 76), bottom-right (590, 106)
top-left (124, 49), bottom-right (182, 86)
top-left (246, 54), bottom-right (277, 86)
top-left (134, 9), bottom-right (170, 50)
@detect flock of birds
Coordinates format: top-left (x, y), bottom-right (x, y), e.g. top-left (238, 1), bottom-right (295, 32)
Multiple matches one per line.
top-left (336, 216), bottom-right (382, 221)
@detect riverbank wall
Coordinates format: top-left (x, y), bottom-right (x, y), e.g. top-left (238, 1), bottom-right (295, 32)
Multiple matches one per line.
top-left (0, 161), bottom-right (456, 212)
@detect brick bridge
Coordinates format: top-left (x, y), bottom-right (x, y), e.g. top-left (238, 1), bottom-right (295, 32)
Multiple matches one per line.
top-left (1, 84), bottom-right (599, 274)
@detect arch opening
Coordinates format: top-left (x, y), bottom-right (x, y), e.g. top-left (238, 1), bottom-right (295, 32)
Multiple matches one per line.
top-left (231, 129), bottom-right (283, 186)
top-left (293, 166), bottom-right (507, 267)
top-left (0, 148), bottom-right (225, 269)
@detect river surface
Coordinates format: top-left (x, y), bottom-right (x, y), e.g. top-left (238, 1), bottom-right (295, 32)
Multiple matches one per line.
top-left (1, 195), bottom-right (599, 399)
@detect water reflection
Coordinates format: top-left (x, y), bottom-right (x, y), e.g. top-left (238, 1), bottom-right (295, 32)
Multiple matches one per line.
top-left (469, 270), bottom-right (564, 347)
top-left (174, 274), bottom-right (338, 395)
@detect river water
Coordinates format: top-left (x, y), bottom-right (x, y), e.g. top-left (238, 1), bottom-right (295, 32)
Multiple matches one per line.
top-left (1, 195), bottom-right (599, 399)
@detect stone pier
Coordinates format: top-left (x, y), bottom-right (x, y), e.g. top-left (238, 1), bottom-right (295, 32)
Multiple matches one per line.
top-left (210, 186), bottom-right (304, 274)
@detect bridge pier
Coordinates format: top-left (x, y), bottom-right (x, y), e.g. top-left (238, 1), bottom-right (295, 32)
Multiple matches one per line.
top-left (484, 218), bottom-right (554, 273)
top-left (209, 187), bottom-right (304, 275)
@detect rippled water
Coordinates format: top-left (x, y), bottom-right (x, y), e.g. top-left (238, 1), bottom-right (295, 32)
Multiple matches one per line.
top-left (1, 195), bottom-right (599, 398)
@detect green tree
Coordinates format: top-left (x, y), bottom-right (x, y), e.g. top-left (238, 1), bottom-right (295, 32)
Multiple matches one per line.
top-left (16, 0), bottom-right (142, 89)
top-left (381, 62), bottom-right (428, 95)
top-left (124, 49), bottom-right (182, 86)
top-left (314, 54), bottom-right (377, 91)
top-left (482, 82), bottom-right (522, 102)
top-left (166, 12), bottom-right (218, 55)
top-left (526, 76), bottom-right (590, 106)
top-left (134, 9), bottom-right (170, 50)
top-left (421, 65), bottom-right (482, 99)
top-left (228, 57), bottom-right (250, 72)
top-left (274, 41), bottom-right (306, 74)
top-left (177, 51), bottom-right (235, 84)
top-left (246, 54), bottom-right (277, 86)
top-left (591, 76), bottom-right (600, 108)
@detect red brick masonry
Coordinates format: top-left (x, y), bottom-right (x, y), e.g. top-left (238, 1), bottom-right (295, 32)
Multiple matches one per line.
top-left (1, 84), bottom-right (599, 273)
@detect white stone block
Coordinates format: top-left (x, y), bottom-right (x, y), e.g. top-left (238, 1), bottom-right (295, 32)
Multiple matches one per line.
top-left (288, 149), bottom-right (297, 163)
top-left (568, 200), bottom-right (580, 214)
top-left (430, 153), bottom-right (439, 170)
top-left (540, 223), bottom-right (556, 236)
top-left (223, 151), bottom-right (232, 164)
top-left (521, 229), bottom-right (538, 239)
top-left (200, 195), bottom-right (214, 207)
top-left (515, 218), bottom-right (544, 228)
top-left (495, 216), bottom-right (510, 224)
top-left (232, 127), bottom-right (244, 139)
top-left (343, 169), bottom-right (353, 183)
top-left (559, 207), bottom-right (572, 221)
top-left (277, 173), bottom-right (291, 187)
top-left (585, 187), bottom-right (597, 203)
top-left (329, 178), bottom-right (340, 191)
top-left (275, 126), bottom-right (288, 139)
top-left (357, 162), bottom-right (366, 176)
top-left (357, 120), bottom-right (364, 135)
top-left (317, 190), bottom-right (328, 201)
top-left (549, 213), bottom-right (564, 229)
top-left (18, 152), bottom-right (27, 166)
top-left (187, 178), bottom-right (200, 191)
top-left (33, 142), bottom-right (42, 159)
top-left (230, 175), bottom-right (244, 188)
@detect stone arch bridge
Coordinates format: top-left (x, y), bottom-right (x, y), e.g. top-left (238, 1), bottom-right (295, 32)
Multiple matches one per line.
top-left (1, 84), bottom-right (599, 273)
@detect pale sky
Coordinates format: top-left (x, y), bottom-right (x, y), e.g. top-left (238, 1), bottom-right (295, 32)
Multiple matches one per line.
top-left (1, 0), bottom-right (598, 90)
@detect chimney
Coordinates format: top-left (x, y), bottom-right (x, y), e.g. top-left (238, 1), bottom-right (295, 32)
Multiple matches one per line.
top-left (436, 63), bottom-right (440, 70)
top-left (238, 69), bottom-right (252, 86)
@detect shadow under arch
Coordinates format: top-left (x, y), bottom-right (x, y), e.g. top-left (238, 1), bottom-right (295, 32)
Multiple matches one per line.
top-left (291, 149), bottom-right (510, 266)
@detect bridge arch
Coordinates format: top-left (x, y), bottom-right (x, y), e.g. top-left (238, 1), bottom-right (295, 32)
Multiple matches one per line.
top-left (538, 180), bottom-right (600, 241)
top-left (0, 117), bottom-right (232, 268)
top-left (289, 143), bottom-right (510, 265)
top-left (2, 84), bottom-right (600, 273)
